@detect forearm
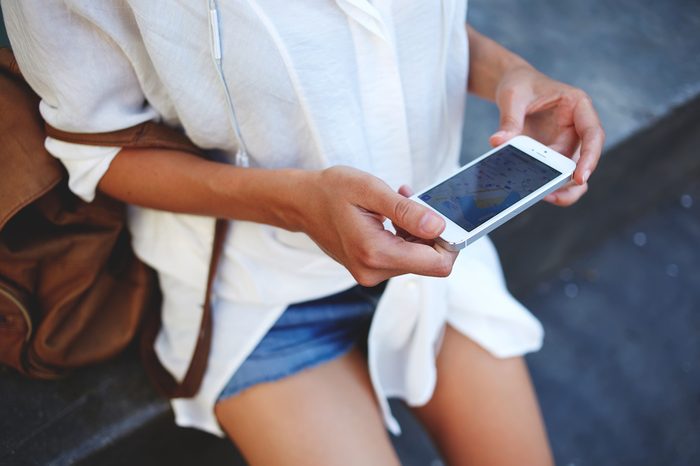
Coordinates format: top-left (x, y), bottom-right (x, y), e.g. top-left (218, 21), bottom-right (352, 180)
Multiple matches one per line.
top-left (466, 25), bottom-right (533, 100)
top-left (98, 148), bottom-right (308, 230)
top-left (97, 147), bottom-right (457, 285)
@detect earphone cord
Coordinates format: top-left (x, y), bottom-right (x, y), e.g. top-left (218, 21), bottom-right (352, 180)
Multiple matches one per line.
top-left (208, 0), bottom-right (250, 167)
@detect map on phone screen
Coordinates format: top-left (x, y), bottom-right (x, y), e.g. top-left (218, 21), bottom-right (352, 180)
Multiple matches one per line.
top-left (419, 146), bottom-right (560, 231)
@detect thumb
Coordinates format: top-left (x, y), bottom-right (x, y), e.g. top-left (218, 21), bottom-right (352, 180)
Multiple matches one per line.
top-left (489, 90), bottom-right (528, 147)
top-left (368, 186), bottom-right (445, 240)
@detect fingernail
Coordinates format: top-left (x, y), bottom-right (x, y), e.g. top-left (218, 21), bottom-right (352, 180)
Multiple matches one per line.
top-left (420, 213), bottom-right (443, 235)
top-left (492, 130), bottom-right (507, 140)
top-left (545, 194), bottom-right (556, 202)
top-left (583, 170), bottom-right (591, 183)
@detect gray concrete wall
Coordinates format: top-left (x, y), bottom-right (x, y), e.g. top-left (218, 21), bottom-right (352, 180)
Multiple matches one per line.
top-left (0, 9), bottom-right (8, 48)
top-left (462, 0), bottom-right (700, 161)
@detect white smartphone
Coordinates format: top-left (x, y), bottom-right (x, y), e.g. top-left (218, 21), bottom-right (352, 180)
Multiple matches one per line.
top-left (412, 135), bottom-right (576, 251)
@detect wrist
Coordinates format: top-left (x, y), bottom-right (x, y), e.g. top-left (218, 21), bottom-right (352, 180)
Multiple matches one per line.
top-left (494, 61), bottom-right (539, 95)
top-left (210, 165), bottom-right (313, 231)
top-left (467, 26), bottom-right (535, 100)
top-left (268, 168), bottom-right (317, 232)
top-left (488, 58), bottom-right (536, 102)
top-left (498, 54), bottom-right (533, 79)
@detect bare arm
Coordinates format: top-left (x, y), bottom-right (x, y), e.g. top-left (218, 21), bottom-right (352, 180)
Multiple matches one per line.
top-left (99, 148), bottom-right (307, 229)
top-left (466, 26), bottom-right (532, 101)
top-left (466, 25), bottom-right (605, 204)
top-left (98, 148), bottom-right (457, 285)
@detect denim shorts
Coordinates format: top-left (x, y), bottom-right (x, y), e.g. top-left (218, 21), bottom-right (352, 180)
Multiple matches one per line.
top-left (217, 282), bottom-right (387, 401)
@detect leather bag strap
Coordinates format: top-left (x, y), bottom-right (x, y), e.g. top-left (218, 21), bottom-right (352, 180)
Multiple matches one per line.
top-left (140, 219), bottom-right (228, 398)
top-left (46, 119), bottom-right (225, 398)
top-left (44, 121), bottom-right (203, 157)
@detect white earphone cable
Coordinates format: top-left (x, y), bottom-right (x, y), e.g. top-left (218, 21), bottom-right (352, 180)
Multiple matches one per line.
top-left (208, 0), bottom-right (250, 167)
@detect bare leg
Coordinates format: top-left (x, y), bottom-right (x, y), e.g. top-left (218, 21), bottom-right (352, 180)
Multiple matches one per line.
top-left (215, 348), bottom-right (400, 466)
top-left (412, 325), bottom-right (553, 466)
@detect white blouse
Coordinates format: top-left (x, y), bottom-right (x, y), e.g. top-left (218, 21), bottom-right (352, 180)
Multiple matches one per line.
top-left (4, 0), bottom-right (543, 436)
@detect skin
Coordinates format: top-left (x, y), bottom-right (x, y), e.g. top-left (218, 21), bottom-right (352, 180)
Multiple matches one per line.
top-left (467, 27), bottom-right (605, 205)
top-left (98, 24), bottom-right (603, 466)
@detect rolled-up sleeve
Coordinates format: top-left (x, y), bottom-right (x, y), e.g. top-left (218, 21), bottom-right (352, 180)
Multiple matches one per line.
top-left (2, 0), bottom-right (159, 201)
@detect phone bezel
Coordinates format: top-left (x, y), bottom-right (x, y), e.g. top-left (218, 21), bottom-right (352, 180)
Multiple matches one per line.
top-left (411, 135), bottom-right (576, 250)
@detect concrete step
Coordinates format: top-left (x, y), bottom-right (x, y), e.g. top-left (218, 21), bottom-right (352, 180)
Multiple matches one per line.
top-left (524, 179), bottom-right (700, 465)
top-left (462, 0), bottom-right (700, 294)
top-left (490, 93), bottom-right (700, 295)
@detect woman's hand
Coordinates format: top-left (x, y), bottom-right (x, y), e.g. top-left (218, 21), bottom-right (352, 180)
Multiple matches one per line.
top-left (99, 148), bottom-right (455, 286)
top-left (488, 66), bottom-right (605, 206)
top-left (296, 166), bottom-right (458, 286)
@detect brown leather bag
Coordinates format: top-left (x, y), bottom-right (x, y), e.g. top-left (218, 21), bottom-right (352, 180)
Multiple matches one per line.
top-left (0, 48), bottom-right (220, 397)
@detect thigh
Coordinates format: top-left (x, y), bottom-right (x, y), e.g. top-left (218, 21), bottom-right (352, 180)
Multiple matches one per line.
top-left (215, 347), bottom-right (400, 466)
top-left (412, 325), bottom-right (553, 466)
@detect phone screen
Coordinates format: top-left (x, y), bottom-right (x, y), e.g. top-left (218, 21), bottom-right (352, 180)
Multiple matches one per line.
top-left (419, 145), bottom-right (562, 232)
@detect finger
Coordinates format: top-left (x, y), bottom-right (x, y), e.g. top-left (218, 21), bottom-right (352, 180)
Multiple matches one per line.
top-left (490, 88), bottom-right (530, 146)
top-left (545, 182), bottom-right (588, 206)
top-left (394, 185), bottom-right (415, 239)
top-left (570, 145), bottom-right (582, 164)
top-left (398, 185), bottom-right (414, 197)
top-left (572, 94), bottom-right (605, 185)
top-left (374, 236), bottom-right (458, 278)
top-left (365, 182), bottom-right (445, 240)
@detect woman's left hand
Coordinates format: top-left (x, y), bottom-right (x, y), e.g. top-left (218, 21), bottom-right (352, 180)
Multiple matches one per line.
top-left (488, 66), bottom-right (605, 206)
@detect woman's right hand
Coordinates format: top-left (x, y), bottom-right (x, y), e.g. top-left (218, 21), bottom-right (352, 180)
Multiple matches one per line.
top-left (98, 148), bottom-right (456, 286)
top-left (291, 166), bottom-right (458, 286)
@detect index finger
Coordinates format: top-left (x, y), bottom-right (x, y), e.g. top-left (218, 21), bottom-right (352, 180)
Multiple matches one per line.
top-left (572, 95), bottom-right (605, 185)
top-left (374, 234), bottom-right (458, 278)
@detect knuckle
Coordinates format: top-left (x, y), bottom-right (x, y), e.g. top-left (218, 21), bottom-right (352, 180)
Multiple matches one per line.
top-left (595, 127), bottom-right (606, 144)
top-left (356, 244), bottom-right (372, 266)
top-left (364, 254), bottom-right (382, 270)
top-left (581, 127), bottom-right (597, 142)
top-left (592, 127), bottom-right (604, 139)
top-left (356, 243), bottom-right (381, 268)
top-left (435, 257), bottom-right (454, 277)
top-left (393, 198), bottom-right (414, 226)
top-left (571, 88), bottom-right (591, 104)
top-left (366, 248), bottom-right (389, 270)
top-left (322, 165), bottom-right (345, 180)
top-left (321, 165), bottom-right (351, 190)
top-left (359, 175), bottom-right (387, 200)
top-left (561, 88), bottom-right (588, 109)
top-left (354, 270), bottom-right (380, 287)
top-left (584, 124), bottom-right (604, 139)
top-left (353, 271), bottom-right (369, 286)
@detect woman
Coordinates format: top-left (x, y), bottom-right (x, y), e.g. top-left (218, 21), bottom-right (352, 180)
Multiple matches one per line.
top-left (4, 0), bottom-right (603, 464)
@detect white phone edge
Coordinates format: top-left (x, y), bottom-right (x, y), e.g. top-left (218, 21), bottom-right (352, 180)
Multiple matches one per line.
top-left (412, 135), bottom-right (576, 252)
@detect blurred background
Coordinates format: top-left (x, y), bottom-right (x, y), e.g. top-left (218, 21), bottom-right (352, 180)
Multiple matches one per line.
top-left (1, 0), bottom-right (699, 465)
top-left (467, 1), bottom-right (700, 465)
